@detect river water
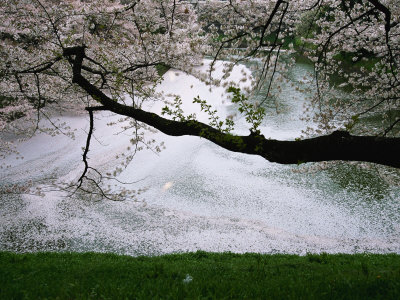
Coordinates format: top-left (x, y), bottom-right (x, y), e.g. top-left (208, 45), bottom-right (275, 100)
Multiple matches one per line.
top-left (1, 60), bottom-right (399, 255)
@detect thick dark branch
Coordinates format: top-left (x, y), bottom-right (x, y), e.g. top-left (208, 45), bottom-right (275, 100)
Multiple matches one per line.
top-left (365, 0), bottom-right (397, 34)
top-left (258, 0), bottom-right (285, 47)
top-left (64, 46), bottom-right (400, 169)
top-left (90, 103), bottom-right (400, 168)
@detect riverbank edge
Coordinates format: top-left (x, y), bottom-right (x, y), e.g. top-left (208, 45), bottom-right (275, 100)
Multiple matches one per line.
top-left (1, 251), bottom-right (399, 299)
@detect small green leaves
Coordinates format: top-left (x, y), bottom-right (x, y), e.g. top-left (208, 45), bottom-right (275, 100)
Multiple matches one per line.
top-left (345, 114), bottom-right (359, 131)
top-left (227, 87), bottom-right (265, 132)
top-left (161, 96), bottom-right (195, 122)
top-left (351, 114), bottom-right (359, 122)
top-left (162, 96), bottom-right (234, 133)
top-left (193, 96), bottom-right (235, 133)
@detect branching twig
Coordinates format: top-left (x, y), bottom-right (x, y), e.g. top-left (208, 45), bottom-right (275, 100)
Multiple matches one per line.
top-left (77, 107), bottom-right (94, 188)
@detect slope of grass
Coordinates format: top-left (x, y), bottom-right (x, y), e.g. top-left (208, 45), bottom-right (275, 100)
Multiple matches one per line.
top-left (1, 251), bottom-right (400, 299)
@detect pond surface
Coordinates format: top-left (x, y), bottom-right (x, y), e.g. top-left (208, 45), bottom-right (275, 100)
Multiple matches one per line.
top-left (0, 60), bottom-right (399, 255)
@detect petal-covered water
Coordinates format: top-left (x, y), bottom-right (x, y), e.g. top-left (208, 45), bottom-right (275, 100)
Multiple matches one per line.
top-left (1, 60), bottom-right (399, 255)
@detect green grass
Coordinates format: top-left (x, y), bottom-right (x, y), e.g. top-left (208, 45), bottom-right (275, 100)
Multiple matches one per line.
top-left (1, 252), bottom-right (400, 299)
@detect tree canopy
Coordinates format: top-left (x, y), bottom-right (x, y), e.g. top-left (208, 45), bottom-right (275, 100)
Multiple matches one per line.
top-left (0, 0), bottom-right (399, 181)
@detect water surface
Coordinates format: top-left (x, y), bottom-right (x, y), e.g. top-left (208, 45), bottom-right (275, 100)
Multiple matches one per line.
top-left (1, 60), bottom-right (399, 255)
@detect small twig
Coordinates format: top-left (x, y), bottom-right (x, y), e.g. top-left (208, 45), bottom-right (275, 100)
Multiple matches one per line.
top-left (77, 107), bottom-right (94, 187)
top-left (383, 118), bottom-right (400, 137)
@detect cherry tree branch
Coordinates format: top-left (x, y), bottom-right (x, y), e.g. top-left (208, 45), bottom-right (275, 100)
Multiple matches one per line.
top-left (64, 46), bottom-right (400, 169)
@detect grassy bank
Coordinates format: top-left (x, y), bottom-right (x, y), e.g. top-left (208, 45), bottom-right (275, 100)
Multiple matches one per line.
top-left (1, 251), bottom-right (400, 299)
